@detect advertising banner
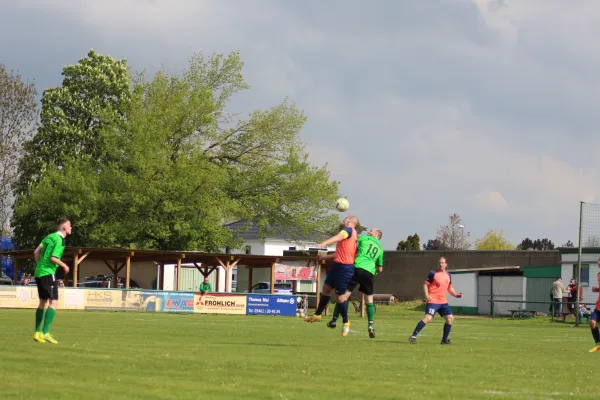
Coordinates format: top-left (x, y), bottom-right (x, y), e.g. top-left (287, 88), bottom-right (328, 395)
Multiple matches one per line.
top-left (246, 294), bottom-right (298, 316)
top-left (62, 288), bottom-right (85, 310)
top-left (131, 291), bottom-right (194, 313)
top-left (0, 286), bottom-right (17, 308)
top-left (274, 261), bottom-right (317, 281)
top-left (83, 288), bottom-right (127, 311)
top-left (193, 293), bottom-right (247, 315)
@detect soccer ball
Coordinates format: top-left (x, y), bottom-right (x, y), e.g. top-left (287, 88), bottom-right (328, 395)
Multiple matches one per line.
top-left (336, 198), bottom-right (349, 212)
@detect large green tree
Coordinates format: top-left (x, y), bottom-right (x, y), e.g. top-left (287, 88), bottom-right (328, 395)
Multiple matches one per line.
top-left (12, 51), bottom-right (341, 251)
top-left (14, 50), bottom-right (131, 195)
top-left (397, 233), bottom-right (420, 251)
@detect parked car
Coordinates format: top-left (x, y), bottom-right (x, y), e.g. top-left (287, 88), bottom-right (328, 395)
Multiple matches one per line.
top-left (248, 281), bottom-right (293, 294)
top-left (78, 275), bottom-right (140, 289)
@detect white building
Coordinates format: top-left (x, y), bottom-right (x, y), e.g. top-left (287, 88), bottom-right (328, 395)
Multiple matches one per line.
top-left (223, 220), bottom-right (335, 293)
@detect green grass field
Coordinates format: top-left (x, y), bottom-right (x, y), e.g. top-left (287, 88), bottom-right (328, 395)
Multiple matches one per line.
top-left (1, 306), bottom-right (597, 400)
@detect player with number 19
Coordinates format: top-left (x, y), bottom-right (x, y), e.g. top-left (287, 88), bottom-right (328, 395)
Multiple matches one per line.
top-left (409, 256), bottom-right (463, 345)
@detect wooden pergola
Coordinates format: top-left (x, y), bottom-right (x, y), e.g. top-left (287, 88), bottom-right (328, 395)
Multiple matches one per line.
top-left (0, 247), bottom-right (324, 296)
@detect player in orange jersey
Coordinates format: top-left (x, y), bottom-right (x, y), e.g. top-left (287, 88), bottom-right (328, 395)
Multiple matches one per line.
top-left (588, 257), bottom-right (600, 353)
top-left (409, 256), bottom-right (463, 345)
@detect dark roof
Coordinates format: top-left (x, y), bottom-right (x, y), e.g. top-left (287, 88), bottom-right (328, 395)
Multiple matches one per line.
top-left (224, 219), bottom-right (321, 242)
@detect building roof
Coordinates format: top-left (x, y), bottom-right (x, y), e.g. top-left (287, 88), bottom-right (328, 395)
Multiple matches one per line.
top-left (0, 247), bottom-right (320, 268)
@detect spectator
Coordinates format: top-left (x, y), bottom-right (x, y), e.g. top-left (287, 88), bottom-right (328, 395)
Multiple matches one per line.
top-left (579, 304), bottom-right (591, 324)
top-left (567, 279), bottom-right (583, 314)
top-left (552, 277), bottom-right (565, 316)
top-left (199, 277), bottom-right (212, 295)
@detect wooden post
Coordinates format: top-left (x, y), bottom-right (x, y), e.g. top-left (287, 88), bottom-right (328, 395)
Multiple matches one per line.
top-left (125, 255), bottom-right (131, 289)
top-left (361, 293), bottom-right (366, 318)
top-left (159, 263), bottom-right (164, 290)
top-left (216, 267), bottom-right (220, 292)
top-left (112, 261), bottom-right (119, 289)
top-left (74, 251), bottom-right (89, 288)
top-left (224, 262), bottom-right (231, 293)
top-left (315, 263), bottom-right (321, 312)
top-left (269, 262), bottom-right (276, 294)
top-left (73, 253), bottom-right (79, 287)
top-left (13, 259), bottom-right (20, 285)
top-left (176, 258), bottom-right (182, 291)
top-left (248, 267), bottom-right (253, 292)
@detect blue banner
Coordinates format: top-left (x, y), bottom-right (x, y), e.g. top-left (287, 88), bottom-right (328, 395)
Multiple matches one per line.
top-left (246, 294), bottom-right (298, 316)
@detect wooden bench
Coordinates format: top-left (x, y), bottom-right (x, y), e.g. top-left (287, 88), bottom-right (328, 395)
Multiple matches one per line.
top-left (508, 309), bottom-right (536, 319)
top-left (558, 312), bottom-right (591, 323)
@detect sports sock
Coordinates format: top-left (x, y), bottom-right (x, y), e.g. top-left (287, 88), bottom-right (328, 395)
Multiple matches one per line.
top-left (339, 301), bottom-right (349, 323)
top-left (592, 327), bottom-right (600, 343)
top-left (42, 308), bottom-right (56, 334)
top-left (443, 323), bottom-right (452, 342)
top-left (315, 295), bottom-right (330, 315)
top-left (412, 320), bottom-right (426, 337)
top-left (35, 308), bottom-right (45, 332)
top-left (331, 303), bottom-right (340, 322)
top-left (367, 302), bottom-right (375, 327)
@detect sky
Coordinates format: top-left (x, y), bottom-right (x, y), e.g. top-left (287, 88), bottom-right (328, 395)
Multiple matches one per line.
top-left (2, 0), bottom-right (600, 250)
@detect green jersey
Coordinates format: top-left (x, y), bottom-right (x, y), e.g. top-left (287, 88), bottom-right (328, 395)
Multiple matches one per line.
top-left (354, 235), bottom-right (383, 275)
top-left (200, 282), bottom-right (212, 293)
top-left (34, 232), bottom-right (66, 278)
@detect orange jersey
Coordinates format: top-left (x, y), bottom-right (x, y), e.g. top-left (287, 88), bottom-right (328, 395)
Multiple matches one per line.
top-left (425, 270), bottom-right (452, 304)
top-left (333, 226), bottom-right (357, 265)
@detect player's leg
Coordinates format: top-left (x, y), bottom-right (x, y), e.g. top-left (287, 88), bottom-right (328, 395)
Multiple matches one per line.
top-left (306, 266), bottom-right (337, 322)
top-left (439, 305), bottom-right (454, 344)
top-left (34, 276), bottom-right (50, 343)
top-left (589, 310), bottom-right (600, 352)
top-left (360, 271), bottom-right (376, 336)
top-left (42, 275), bottom-right (60, 344)
top-left (330, 275), bottom-right (358, 328)
top-left (410, 305), bottom-right (436, 343)
top-left (336, 265), bottom-right (355, 336)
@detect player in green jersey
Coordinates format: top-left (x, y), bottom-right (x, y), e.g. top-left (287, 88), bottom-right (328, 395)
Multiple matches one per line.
top-left (32, 218), bottom-right (72, 344)
top-left (319, 228), bottom-right (384, 338)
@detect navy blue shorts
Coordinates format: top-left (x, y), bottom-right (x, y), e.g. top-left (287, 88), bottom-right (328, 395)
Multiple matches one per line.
top-left (425, 303), bottom-right (452, 318)
top-left (324, 262), bottom-right (355, 295)
top-left (590, 308), bottom-right (600, 322)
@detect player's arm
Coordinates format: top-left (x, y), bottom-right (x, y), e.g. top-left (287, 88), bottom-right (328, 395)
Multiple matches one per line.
top-left (49, 239), bottom-right (69, 273)
top-left (316, 227), bottom-right (352, 248)
top-left (424, 271), bottom-right (434, 301)
top-left (423, 283), bottom-right (431, 301)
top-left (376, 251), bottom-right (384, 274)
top-left (33, 245), bottom-right (42, 263)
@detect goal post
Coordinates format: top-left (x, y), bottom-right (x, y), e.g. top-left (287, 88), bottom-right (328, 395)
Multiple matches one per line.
top-left (576, 201), bottom-right (600, 326)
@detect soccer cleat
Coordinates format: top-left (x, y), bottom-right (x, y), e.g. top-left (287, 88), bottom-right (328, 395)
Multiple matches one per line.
top-left (368, 326), bottom-right (375, 338)
top-left (44, 333), bottom-right (58, 344)
top-left (440, 340), bottom-right (452, 345)
top-left (33, 332), bottom-right (45, 343)
top-left (326, 320), bottom-right (337, 329)
top-left (342, 322), bottom-right (350, 337)
top-left (589, 345), bottom-right (600, 353)
top-left (409, 336), bottom-right (417, 344)
top-left (305, 315), bottom-right (322, 323)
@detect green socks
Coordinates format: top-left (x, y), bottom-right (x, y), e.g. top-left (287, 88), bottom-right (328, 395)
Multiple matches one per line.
top-left (367, 302), bottom-right (375, 327)
top-left (42, 308), bottom-right (56, 334)
top-left (35, 308), bottom-right (45, 332)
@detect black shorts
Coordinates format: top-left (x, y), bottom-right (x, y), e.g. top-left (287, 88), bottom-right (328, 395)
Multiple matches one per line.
top-left (35, 274), bottom-right (59, 300)
top-left (347, 268), bottom-right (375, 295)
